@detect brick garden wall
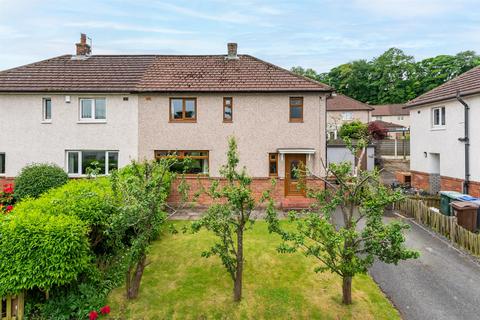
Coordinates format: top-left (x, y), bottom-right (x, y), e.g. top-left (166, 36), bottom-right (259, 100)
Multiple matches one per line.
top-left (0, 177), bottom-right (14, 187)
top-left (168, 177), bottom-right (325, 207)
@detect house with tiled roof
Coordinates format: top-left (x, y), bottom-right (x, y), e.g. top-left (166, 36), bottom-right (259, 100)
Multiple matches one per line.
top-left (371, 104), bottom-right (409, 128)
top-left (326, 94), bottom-right (373, 139)
top-left (406, 66), bottom-right (480, 196)
top-left (0, 34), bottom-right (332, 208)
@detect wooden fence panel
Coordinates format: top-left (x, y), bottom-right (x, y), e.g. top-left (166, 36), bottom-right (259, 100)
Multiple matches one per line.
top-left (1, 293), bottom-right (23, 320)
top-left (395, 197), bottom-right (480, 256)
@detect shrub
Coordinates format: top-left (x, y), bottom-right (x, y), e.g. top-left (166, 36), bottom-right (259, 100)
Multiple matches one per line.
top-left (368, 121), bottom-right (388, 140)
top-left (339, 120), bottom-right (369, 140)
top-left (0, 210), bottom-right (91, 296)
top-left (13, 178), bottom-right (118, 256)
top-left (14, 163), bottom-right (68, 200)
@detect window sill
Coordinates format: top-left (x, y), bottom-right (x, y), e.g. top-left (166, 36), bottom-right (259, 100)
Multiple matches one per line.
top-left (169, 120), bottom-right (197, 123)
top-left (41, 120), bottom-right (52, 124)
top-left (77, 120), bottom-right (107, 124)
top-left (68, 173), bottom-right (110, 178)
top-left (289, 120), bottom-right (304, 123)
top-left (430, 127), bottom-right (446, 131)
top-left (223, 120), bottom-right (233, 123)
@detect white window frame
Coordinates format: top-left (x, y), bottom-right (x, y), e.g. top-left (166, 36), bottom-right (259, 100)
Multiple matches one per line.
top-left (66, 150), bottom-right (118, 176)
top-left (431, 106), bottom-right (446, 128)
top-left (342, 112), bottom-right (353, 121)
top-left (42, 98), bottom-right (52, 122)
top-left (0, 153), bottom-right (5, 176)
top-left (79, 98), bottom-right (107, 122)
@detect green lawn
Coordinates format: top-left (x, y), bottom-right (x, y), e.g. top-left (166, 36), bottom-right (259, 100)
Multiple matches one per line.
top-left (108, 221), bottom-right (399, 320)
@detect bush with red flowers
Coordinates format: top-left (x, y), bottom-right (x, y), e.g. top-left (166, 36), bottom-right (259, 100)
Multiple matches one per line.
top-left (0, 184), bottom-right (15, 213)
top-left (100, 305), bottom-right (111, 315)
top-left (89, 305), bottom-right (110, 319)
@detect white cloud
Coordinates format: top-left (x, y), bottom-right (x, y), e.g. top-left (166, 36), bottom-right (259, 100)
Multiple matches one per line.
top-left (156, 2), bottom-right (274, 26)
top-left (64, 21), bottom-right (193, 34)
top-left (353, 0), bottom-right (463, 18)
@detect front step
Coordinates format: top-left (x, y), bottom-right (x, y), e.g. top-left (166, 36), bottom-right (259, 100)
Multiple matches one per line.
top-left (281, 197), bottom-right (314, 210)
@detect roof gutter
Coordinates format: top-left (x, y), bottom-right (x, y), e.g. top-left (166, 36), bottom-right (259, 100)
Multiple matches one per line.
top-left (456, 91), bottom-right (470, 194)
top-left (406, 89), bottom-right (480, 108)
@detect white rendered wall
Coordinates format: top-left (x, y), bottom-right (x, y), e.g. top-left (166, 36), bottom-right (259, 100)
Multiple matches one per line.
top-left (0, 94), bottom-right (138, 176)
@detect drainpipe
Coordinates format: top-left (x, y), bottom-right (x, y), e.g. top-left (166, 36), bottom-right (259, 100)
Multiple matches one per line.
top-left (456, 91), bottom-right (470, 194)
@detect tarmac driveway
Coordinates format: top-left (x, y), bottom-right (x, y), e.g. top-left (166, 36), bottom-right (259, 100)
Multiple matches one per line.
top-left (369, 212), bottom-right (480, 320)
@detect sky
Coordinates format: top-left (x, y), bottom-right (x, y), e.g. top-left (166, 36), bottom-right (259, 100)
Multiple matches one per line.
top-left (0, 0), bottom-right (479, 72)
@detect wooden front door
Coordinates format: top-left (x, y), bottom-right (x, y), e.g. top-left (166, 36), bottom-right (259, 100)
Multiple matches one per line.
top-left (285, 154), bottom-right (306, 196)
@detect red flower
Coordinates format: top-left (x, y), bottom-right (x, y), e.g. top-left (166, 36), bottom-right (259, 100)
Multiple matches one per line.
top-left (89, 311), bottom-right (98, 320)
top-left (100, 305), bottom-right (111, 315)
top-left (3, 184), bottom-right (13, 194)
top-left (5, 205), bottom-right (13, 212)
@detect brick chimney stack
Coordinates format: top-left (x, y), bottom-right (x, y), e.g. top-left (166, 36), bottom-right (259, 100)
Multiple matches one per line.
top-left (226, 43), bottom-right (238, 59)
top-left (76, 33), bottom-right (91, 56)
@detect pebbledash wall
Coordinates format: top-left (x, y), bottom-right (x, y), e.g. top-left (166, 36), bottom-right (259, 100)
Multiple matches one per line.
top-left (0, 93), bottom-right (139, 177)
top-left (326, 110), bottom-right (371, 127)
top-left (138, 92), bottom-right (328, 206)
top-left (0, 92), bottom-right (328, 206)
top-left (409, 94), bottom-right (480, 197)
top-left (372, 114), bottom-right (410, 128)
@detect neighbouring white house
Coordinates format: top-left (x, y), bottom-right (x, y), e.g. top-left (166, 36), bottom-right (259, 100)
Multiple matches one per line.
top-left (0, 34), bottom-right (332, 208)
top-left (326, 94), bottom-right (373, 140)
top-left (371, 104), bottom-right (410, 128)
top-left (406, 66), bottom-right (480, 197)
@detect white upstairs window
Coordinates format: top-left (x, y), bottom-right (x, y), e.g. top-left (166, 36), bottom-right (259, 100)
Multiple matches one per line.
top-left (42, 98), bottom-right (52, 122)
top-left (432, 106), bottom-right (446, 128)
top-left (79, 98), bottom-right (106, 122)
top-left (342, 112), bottom-right (353, 121)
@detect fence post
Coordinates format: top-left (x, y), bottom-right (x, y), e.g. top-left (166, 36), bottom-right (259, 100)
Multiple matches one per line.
top-left (7, 295), bottom-right (11, 320)
top-left (18, 292), bottom-right (24, 320)
top-left (394, 137), bottom-right (398, 158)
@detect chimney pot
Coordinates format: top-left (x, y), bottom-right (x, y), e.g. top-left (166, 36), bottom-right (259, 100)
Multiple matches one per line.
top-left (76, 33), bottom-right (91, 56)
top-left (227, 43), bottom-right (238, 59)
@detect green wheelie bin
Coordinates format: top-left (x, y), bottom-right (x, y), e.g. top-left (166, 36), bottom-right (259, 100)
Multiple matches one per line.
top-left (439, 191), bottom-right (462, 216)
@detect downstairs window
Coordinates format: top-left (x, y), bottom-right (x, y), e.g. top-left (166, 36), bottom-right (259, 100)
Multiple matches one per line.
top-left (0, 153), bottom-right (5, 175)
top-left (66, 150), bottom-right (118, 176)
top-left (154, 150), bottom-right (209, 174)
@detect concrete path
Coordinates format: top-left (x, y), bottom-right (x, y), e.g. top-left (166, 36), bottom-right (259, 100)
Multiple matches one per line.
top-left (370, 212), bottom-right (480, 320)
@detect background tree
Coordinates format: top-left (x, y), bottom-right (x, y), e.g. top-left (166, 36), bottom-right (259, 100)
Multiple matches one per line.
top-left (191, 137), bottom-right (258, 302)
top-left (368, 121), bottom-right (388, 140)
top-left (265, 128), bottom-right (418, 305)
top-left (292, 48), bottom-right (480, 105)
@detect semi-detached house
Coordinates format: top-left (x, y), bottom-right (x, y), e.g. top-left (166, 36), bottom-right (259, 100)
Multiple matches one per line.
top-left (0, 35), bottom-right (332, 208)
top-left (407, 66), bottom-right (480, 197)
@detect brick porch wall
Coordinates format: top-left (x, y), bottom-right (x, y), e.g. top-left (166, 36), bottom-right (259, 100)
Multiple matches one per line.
top-left (1, 175), bottom-right (326, 207)
top-left (168, 177), bottom-right (325, 207)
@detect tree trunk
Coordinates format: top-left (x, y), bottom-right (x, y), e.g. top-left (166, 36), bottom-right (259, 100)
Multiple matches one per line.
top-left (233, 227), bottom-right (244, 302)
top-left (342, 276), bottom-right (352, 305)
top-left (125, 265), bottom-right (132, 299)
top-left (127, 254), bottom-right (147, 300)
